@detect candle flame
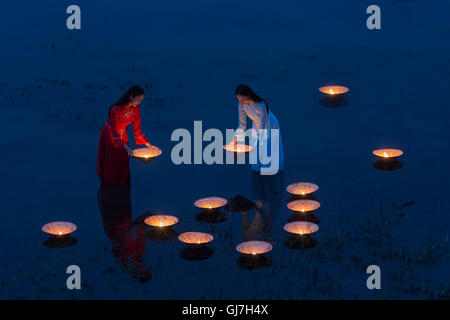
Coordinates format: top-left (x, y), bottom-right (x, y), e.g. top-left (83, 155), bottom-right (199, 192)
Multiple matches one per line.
top-left (383, 152), bottom-right (389, 158)
top-left (159, 222), bottom-right (163, 227)
top-left (329, 89), bottom-right (334, 95)
top-left (252, 252), bottom-right (256, 255)
top-left (59, 232), bottom-right (62, 235)
top-left (197, 240), bottom-right (200, 244)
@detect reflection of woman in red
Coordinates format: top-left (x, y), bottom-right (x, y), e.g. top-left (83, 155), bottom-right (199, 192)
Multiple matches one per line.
top-left (96, 85), bottom-right (154, 186)
top-left (97, 184), bottom-right (151, 282)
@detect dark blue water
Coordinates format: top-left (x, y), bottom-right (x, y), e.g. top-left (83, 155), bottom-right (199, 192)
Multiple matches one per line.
top-left (0, 0), bottom-right (449, 299)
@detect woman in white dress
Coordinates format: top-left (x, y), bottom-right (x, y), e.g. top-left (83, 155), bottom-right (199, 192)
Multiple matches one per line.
top-left (232, 84), bottom-right (284, 174)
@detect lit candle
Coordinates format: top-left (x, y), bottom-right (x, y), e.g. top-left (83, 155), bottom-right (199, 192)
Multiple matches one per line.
top-left (178, 232), bottom-right (214, 245)
top-left (133, 147), bottom-right (162, 159)
top-left (286, 182), bottom-right (319, 196)
top-left (287, 200), bottom-right (320, 213)
top-left (372, 148), bottom-right (403, 160)
top-left (144, 215), bottom-right (179, 228)
top-left (42, 221), bottom-right (77, 236)
top-left (194, 197), bottom-right (228, 210)
top-left (236, 241), bottom-right (273, 255)
top-left (319, 85), bottom-right (349, 96)
top-left (283, 221), bottom-right (319, 236)
top-left (223, 143), bottom-right (253, 153)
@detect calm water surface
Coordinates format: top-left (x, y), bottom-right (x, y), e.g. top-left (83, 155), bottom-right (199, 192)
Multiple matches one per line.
top-left (0, 0), bottom-right (449, 299)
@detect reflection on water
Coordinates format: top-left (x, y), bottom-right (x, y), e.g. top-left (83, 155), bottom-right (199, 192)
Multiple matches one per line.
top-left (284, 235), bottom-right (318, 250)
top-left (180, 245), bottom-right (215, 261)
top-left (287, 193), bottom-right (319, 202)
top-left (233, 171), bottom-right (283, 270)
top-left (373, 159), bottom-right (403, 171)
top-left (287, 212), bottom-right (320, 224)
top-left (240, 171), bottom-right (285, 242)
top-left (195, 209), bottom-right (229, 223)
top-left (145, 225), bottom-right (179, 242)
top-left (286, 186), bottom-right (320, 224)
top-left (97, 184), bottom-right (151, 282)
top-left (319, 96), bottom-right (348, 107)
top-left (236, 254), bottom-right (273, 270)
top-left (285, 183), bottom-right (320, 249)
top-left (225, 195), bottom-right (256, 212)
top-left (42, 235), bottom-right (78, 248)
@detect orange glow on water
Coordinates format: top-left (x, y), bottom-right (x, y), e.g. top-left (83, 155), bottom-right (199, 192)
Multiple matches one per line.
top-left (223, 143), bottom-right (253, 153)
top-left (284, 221), bottom-right (319, 235)
top-left (144, 215), bottom-right (179, 227)
top-left (194, 197), bottom-right (227, 209)
top-left (287, 200), bottom-right (320, 213)
top-left (319, 85), bottom-right (349, 95)
top-left (42, 221), bottom-right (77, 236)
top-left (286, 182), bottom-right (319, 196)
top-left (236, 241), bottom-right (272, 255)
top-left (133, 147), bottom-right (162, 159)
top-left (373, 148), bottom-right (403, 159)
top-left (178, 232), bottom-right (214, 245)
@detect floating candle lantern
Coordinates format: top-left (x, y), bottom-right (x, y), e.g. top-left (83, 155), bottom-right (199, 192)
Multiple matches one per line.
top-left (286, 182), bottom-right (319, 196)
top-left (133, 147), bottom-right (162, 159)
top-left (283, 221), bottom-right (319, 235)
top-left (144, 215), bottom-right (179, 228)
top-left (372, 148), bottom-right (403, 160)
top-left (236, 241), bottom-right (273, 255)
top-left (287, 200), bottom-right (320, 213)
top-left (178, 232), bottom-right (214, 245)
top-left (42, 221), bottom-right (77, 236)
top-left (319, 85), bottom-right (349, 96)
top-left (194, 197), bottom-right (228, 210)
top-left (223, 143), bottom-right (253, 153)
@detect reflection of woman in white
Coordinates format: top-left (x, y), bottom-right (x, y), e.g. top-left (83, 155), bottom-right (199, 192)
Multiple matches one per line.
top-left (241, 172), bottom-right (285, 242)
top-left (232, 84), bottom-right (284, 174)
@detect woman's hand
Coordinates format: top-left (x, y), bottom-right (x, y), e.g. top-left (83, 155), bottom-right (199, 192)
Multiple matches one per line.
top-left (124, 145), bottom-right (134, 157)
top-left (145, 142), bottom-right (156, 149)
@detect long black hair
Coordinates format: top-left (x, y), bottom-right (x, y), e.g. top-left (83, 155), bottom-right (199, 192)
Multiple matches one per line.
top-left (235, 84), bottom-right (269, 113)
top-left (109, 85), bottom-right (145, 116)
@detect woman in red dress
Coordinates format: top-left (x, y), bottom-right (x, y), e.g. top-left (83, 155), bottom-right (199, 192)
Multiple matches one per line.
top-left (96, 85), bottom-right (154, 186)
